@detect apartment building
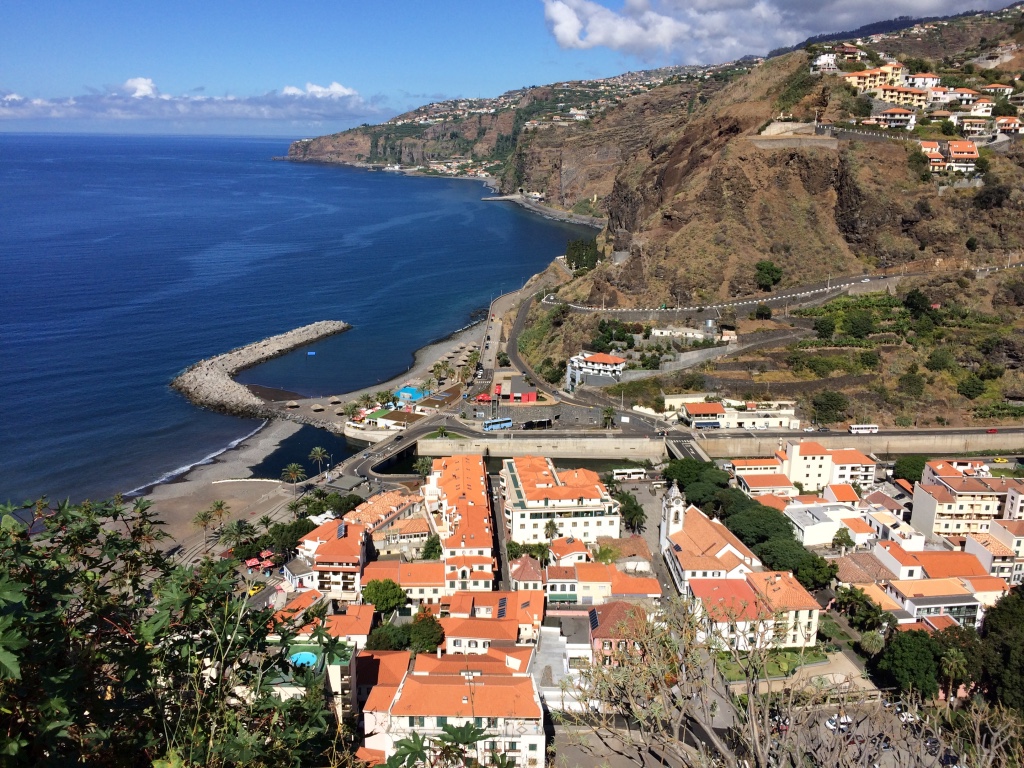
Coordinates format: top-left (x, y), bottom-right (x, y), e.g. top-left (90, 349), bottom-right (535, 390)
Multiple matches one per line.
top-left (912, 475), bottom-right (1024, 535)
top-left (565, 351), bottom-right (627, 390)
top-left (989, 520), bottom-right (1024, 584)
top-left (286, 519), bottom-right (370, 601)
top-left (746, 571), bottom-right (821, 649)
top-left (500, 456), bottom-right (621, 544)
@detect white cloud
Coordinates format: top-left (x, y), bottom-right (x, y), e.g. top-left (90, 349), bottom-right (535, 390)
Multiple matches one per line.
top-left (123, 77), bottom-right (158, 98)
top-left (543, 0), bottom-right (1008, 63)
top-left (0, 77), bottom-right (387, 125)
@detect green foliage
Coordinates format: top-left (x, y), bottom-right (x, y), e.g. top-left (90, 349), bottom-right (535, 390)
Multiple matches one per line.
top-left (981, 589), bottom-right (1024, 712)
top-left (925, 346), bottom-right (958, 372)
top-left (754, 304), bottom-right (772, 320)
top-left (590, 319), bottom-right (642, 354)
top-left (408, 611), bottom-right (445, 653)
top-left (992, 99), bottom-right (1018, 118)
top-left (975, 182), bottom-right (1012, 210)
top-left (615, 491), bottom-right (647, 533)
top-left (814, 316), bottom-right (836, 340)
top-left (362, 579), bottom-right (407, 614)
top-left (565, 238), bottom-right (601, 271)
top-left (753, 538), bottom-right (837, 591)
top-left (940, 120), bottom-right (957, 136)
top-left (877, 630), bottom-right (940, 698)
top-left (831, 527), bottom-right (855, 550)
top-left (834, 586), bottom-right (890, 632)
top-left (724, 508), bottom-right (794, 547)
top-left (860, 350), bottom-right (881, 369)
top-left (893, 455), bottom-right (928, 483)
top-left (957, 373), bottom-right (986, 400)
top-left (844, 309), bottom-right (875, 339)
top-left (811, 390), bottom-right (849, 423)
top-left (775, 69), bottom-right (818, 111)
top-left (233, 517), bottom-right (317, 563)
top-left (908, 149), bottom-right (929, 177)
top-left (0, 498), bottom-right (336, 766)
top-left (505, 540), bottom-right (549, 563)
top-left (898, 370), bottom-right (926, 398)
top-left (420, 534), bottom-right (442, 561)
top-left (414, 456), bottom-right (435, 477)
top-left (366, 622), bottom-right (412, 651)
top-left (754, 260), bottom-right (783, 291)
top-left (966, 236), bottom-right (979, 252)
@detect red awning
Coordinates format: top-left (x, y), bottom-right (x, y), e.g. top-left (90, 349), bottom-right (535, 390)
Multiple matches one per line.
top-left (259, 550), bottom-right (274, 558)
top-left (260, 559), bottom-right (275, 569)
top-left (245, 558), bottom-right (260, 567)
top-left (476, 393), bottom-right (491, 402)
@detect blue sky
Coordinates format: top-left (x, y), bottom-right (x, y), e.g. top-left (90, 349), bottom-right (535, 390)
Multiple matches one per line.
top-left (1, 0), bottom-right (1008, 137)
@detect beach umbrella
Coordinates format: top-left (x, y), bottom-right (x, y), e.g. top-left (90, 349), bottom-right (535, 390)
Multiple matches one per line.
top-left (286, 400), bottom-right (299, 408)
top-left (245, 558), bottom-right (260, 568)
top-left (260, 559), bottom-right (275, 569)
top-left (311, 403), bottom-right (325, 412)
top-left (329, 396), bottom-right (342, 404)
top-left (260, 550), bottom-right (274, 558)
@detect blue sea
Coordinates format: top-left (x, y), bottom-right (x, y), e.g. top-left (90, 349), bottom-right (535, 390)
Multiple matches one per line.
top-left (0, 133), bottom-right (592, 503)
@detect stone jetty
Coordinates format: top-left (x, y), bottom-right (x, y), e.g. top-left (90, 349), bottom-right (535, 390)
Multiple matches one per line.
top-left (171, 321), bottom-right (350, 417)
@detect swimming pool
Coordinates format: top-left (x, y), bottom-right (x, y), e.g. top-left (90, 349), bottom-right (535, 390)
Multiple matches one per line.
top-left (290, 651), bottom-right (318, 667)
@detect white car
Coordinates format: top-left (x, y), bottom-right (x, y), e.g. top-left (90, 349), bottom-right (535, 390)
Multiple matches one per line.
top-left (825, 715), bottom-right (852, 732)
top-left (803, 426), bottom-right (815, 432)
top-left (861, 277), bottom-right (871, 283)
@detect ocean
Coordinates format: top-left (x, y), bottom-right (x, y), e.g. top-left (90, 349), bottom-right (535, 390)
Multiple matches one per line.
top-left (0, 133), bottom-right (593, 503)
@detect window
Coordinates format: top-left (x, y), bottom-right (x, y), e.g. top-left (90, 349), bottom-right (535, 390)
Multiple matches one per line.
top-left (475, 717), bottom-right (483, 727)
top-left (453, 639), bottom-right (462, 647)
top-left (469, 640), bottom-right (478, 648)
top-left (603, 641), bottom-right (612, 650)
top-left (437, 716), bottom-right (448, 727)
top-left (529, 744), bottom-right (538, 752)
top-left (419, 588), bottom-right (424, 595)
top-left (487, 717), bottom-right (498, 728)
top-left (408, 716), bottom-right (425, 727)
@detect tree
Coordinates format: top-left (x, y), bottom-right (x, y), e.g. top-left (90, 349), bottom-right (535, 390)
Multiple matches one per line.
top-left (992, 99), bottom-right (1017, 118)
top-left (544, 519), bottom-right (559, 541)
top-left (366, 622), bottom-right (411, 651)
top-left (257, 513), bottom-right (274, 533)
top-left (894, 455), bottom-right (928, 483)
top-left (754, 303), bottom-right (772, 320)
top-left (957, 373), bottom-right (986, 400)
top-left (811, 389), bottom-right (848, 423)
top-left (192, 507), bottom-right (214, 550)
top-left (814, 316), bottom-right (836, 340)
top-left (362, 579), bottom-right (407, 615)
top-left (831, 527), bottom-right (854, 551)
top-left (754, 260), bottom-right (783, 291)
top-left (414, 456), bottom-right (435, 476)
top-left (858, 629), bottom-right (886, 657)
top-left (877, 629), bottom-right (940, 697)
top-left (422, 376), bottom-right (436, 396)
top-left (903, 288), bottom-right (932, 319)
top-left (408, 610), bottom-right (445, 653)
top-left (281, 462), bottom-right (307, 497)
top-left (940, 647), bottom-right (968, 716)
top-left (615, 491), bottom-right (647, 533)
top-left (844, 309), bottom-right (875, 339)
top-left (343, 401), bottom-right (360, 418)
top-left (218, 519), bottom-right (257, 549)
top-left (308, 446), bottom-right (329, 476)
top-left (209, 498), bottom-right (229, 529)
top-left (420, 534), bottom-right (442, 561)
top-left (602, 406), bottom-right (616, 429)
top-left (899, 370), bottom-right (926, 398)
top-left (725, 507), bottom-right (794, 547)
top-left (925, 346), bottom-right (957, 372)
top-left (980, 588), bottom-right (1024, 712)
top-left (0, 498), bottom-right (338, 766)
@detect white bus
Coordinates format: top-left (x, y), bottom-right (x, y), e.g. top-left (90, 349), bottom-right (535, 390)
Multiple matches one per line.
top-left (848, 424), bottom-right (879, 434)
top-left (612, 468), bottom-right (647, 481)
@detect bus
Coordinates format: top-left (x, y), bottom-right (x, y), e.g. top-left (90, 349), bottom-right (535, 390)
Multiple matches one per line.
top-left (848, 424), bottom-right (879, 434)
top-left (612, 468), bottom-right (647, 481)
top-left (483, 417), bottom-right (514, 432)
top-left (522, 418), bottom-right (553, 430)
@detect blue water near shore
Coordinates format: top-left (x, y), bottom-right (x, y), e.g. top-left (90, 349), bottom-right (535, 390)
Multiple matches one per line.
top-left (0, 133), bottom-right (593, 503)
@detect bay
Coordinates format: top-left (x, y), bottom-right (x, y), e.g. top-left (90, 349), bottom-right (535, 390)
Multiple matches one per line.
top-left (0, 133), bottom-right (592, 503)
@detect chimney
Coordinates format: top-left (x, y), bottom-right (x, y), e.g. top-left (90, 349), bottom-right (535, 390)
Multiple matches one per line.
top-left (437, 647), bottom-right (442, 659)
top-left (462, 696), bottom-right (469, 704)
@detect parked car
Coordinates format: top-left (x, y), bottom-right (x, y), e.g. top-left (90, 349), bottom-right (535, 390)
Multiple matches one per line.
top-left (987, 428), bottom-right (999, 434)
top-left (818, 426), bottom-right (831, 432)
top-left (994, 457), bottom-right (1009, 463)
top-left (825, 715), bottom-right (852, 732)
top-left (247, 583), bottom-right (266, 597)
top-left (804, 426), bottom-right (815, 432)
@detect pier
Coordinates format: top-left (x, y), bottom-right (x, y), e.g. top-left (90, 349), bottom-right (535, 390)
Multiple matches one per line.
top-left (171, 320), bottom-right (350, 417)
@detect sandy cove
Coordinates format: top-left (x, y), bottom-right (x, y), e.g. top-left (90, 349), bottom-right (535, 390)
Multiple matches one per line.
top-left (145, 319), bottom-right (487, 546)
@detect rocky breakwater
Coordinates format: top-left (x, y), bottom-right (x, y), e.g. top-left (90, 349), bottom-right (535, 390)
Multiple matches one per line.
top-left (171, 321), bottom-right (350, 417)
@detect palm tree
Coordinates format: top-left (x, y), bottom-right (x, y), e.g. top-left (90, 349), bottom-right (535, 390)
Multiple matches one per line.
top-left (422, 376), bottom-right (436, 396)
top-left (209, 499), bottom-right (229, 530)
top-left (281, 462), bottom-right (307, 498)
top-left (257, 514), bottom-right (274, 534)
top-left (602, 407), bottom-right (616, 429)
top-left (308, 446), bottom-right (329, 476)
top-left (343, 401), bottom-right (360, 418)
top-left (358, 392), bottom-right (377, 411)
top-left (414, 456), bottom-right (435, 477)
top-left (544, 519), bottom-right (560, 541)
top-left (857, 629), bottom-right (885, 657)
top-left (287, 499), bottom-right (304, 519)
top-left (941, 647), bottom-right (968, 716)
top-left (218, 519), bottom-right (256, 550)
top-left (192, 508), bottom-right (214, 551)
top-left (375, 390), bottom-right (395, 408)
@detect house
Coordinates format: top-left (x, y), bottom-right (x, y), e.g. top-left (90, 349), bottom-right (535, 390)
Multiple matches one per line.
top-left (867, 509), bottom-right (924, 550)
top-left (877, 107), bottom-right (916, 130)
top-left (371, 409), bottom-right (426, 431)
top-left (509, 555), bottom-right (544, 591)
top-left (372, 516), bottom-right (433, 558)
top-left (840, 517), bottom-right (875, 547)
top-left (660, 488), bottom-right (761, 592)
top-left (907, 73), bottom-right (941, 89)
top-left (344, 490), bottom-right (423, 533)
top-left (953, 88), bottom-right (980, 105)
top-left (884, 578), bottom-right (981, 628)
top-left (964, 534), bottom-right (1016, 581)
top-left (362, 672), bottom-right (545, 768)
top-left (500, 456), bottom-right (621, 544)
top-left (829, 450), bottom-right (876, 487)
top-left (679, 402), bottom-right (726, 429)
top-left (988, 520), bottom-right (1024, 584)
top-left (745, 571), bottom-right (820, 648)
top-left (873, 540), bottom-right (987, 581)
top-left (542, 562), bottom-right (662, 608)
top-left (995, 116), bottom-right (1024, 134)
top-left (688, 578), bottom-right (768, 651)
top-left (834, 43), bottom-right (866, 61)
top-left (565, 351), bottom-right (627, 390)
top-left (355, 649), bottom-right (410, 709)
top-left (298, 603), bottom-right (376, 648)
top-left (954, 119), bottom-right (990, 139)
top-left (911, 475), bottom-right (1024, 535)
top-left (784, 501), bottom-right (846, 547)
top-left (588, 602), bottom-right (647, 666)
top-left (441, 590), bottom-right (545, 644)
top-left (810, 53), bottom-right (838, 73)
top-left (730, 458), bottom-right (784, 475)
top-left (971, 98), bottom-right (995, 117)
top-left (674, 397), bottom-right (799, 430)
top-left (286, 519), bottom-right (370, 601)
top-left (362, 560), bottom-right (447, 605)
top-left (737, 474), bottom-right (799, 498)
top-left (877, 86), bottom-right (929, 108)
top-left (773, 440), bottom-right (874, 491)
top-left (982, 83), bottom-right (1014, 99)
top-left (549, 536), bottom-right (592, 565)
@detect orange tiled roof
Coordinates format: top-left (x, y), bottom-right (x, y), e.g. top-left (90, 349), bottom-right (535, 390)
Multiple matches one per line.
top-left (912, 551), bottom-right (988, 579)
top-left (960, 575), bottom-right (1010, 594)
top-left (300, 604), bottom-right (375, 638)
top-left (356, 650), bottom-right (411, 688)
top-left (841, 517), bottom-right (873, 535)
top-left (440, 616), bottom-right (519, 641)
top-left (589, 601), bottom-right (648, 638)
top-left (271, 588), bottom-right (323, 628)
top-left (413, 646), bottom-right (534, 675)
top-left (583, 353), bottom-right (627, 365)
top-left (689, 579), bottom-right (765, 622)
top-left (668, 505), bottom-right (758, 573)
top-left (550, 536), bottom-right (590, 559)
top-left (683, 402), bottom-right (726, 416)
top-left (756, 495), bottom-right (790, 512)
top-left (746, 571), bottom-right (818, 612)
top-left (741, 473), bottom-right (795, 488)
top-left (828, 484), bottom-right (861, 502)
top-left (391, 675), bottom-right (541, 718)
top-left (343, 489), bottom-right (421, 528)
top-left (830, 450), bottom-right (874, 466)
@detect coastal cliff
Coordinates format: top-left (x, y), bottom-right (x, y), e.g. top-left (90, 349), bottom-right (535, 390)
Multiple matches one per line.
top-left (171, 321), bottom-right (350, 417)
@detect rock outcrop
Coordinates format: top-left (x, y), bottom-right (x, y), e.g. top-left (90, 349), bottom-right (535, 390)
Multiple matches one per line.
top-left (171, 321), bottom-right (349, 416)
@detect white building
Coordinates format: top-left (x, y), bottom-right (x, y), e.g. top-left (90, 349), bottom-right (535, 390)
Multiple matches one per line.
top-left (500, 456), bottom-right (621, 544)
top-left (565, 351), bottom-right (627, 390)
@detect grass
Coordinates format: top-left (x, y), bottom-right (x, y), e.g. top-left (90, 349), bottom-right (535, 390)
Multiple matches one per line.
top-left (716, 649), bottom-right (828, 682)
top-left (423, 430), bottom-right (466, 440)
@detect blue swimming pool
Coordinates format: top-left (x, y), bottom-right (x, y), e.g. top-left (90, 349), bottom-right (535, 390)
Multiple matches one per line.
top-left (290, 651), bottom-right (318, 667)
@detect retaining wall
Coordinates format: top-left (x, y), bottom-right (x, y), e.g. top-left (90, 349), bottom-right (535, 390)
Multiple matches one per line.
top-left (698, 429), bottom-right (1024, 458)
top-left (417, 435), bottom-right (666, 461)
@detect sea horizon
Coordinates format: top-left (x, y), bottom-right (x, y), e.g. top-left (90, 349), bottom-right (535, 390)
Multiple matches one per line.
top-left (0, 133), bottom-right (593, 504)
